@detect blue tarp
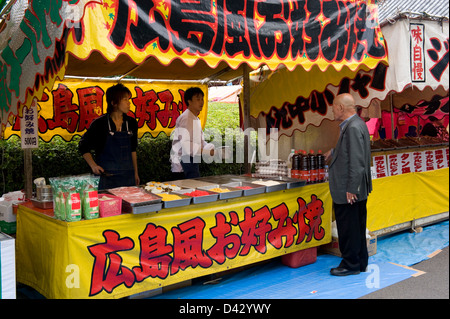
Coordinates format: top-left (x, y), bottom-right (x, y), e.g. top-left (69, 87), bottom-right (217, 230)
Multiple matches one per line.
top-left (152, 220), bottom-right (449, 299)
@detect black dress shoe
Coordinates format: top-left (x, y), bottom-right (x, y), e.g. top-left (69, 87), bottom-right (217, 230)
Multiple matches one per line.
top-left (330, 267), bottom-right (360, 276)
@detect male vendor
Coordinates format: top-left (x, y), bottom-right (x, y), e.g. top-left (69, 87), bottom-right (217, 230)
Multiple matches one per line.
top-left (170, 87), bottom-right (214, 179)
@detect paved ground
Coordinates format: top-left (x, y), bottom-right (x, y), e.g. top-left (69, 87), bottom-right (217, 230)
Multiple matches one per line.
top-left (360, 245), bottom-right (449, 299)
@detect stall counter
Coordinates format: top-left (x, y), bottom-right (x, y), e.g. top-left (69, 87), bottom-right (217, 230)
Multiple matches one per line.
top-left (16, 183), bottom-right (332, 299)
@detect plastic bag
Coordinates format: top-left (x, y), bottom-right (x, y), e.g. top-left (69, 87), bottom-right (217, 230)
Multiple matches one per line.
top-left (49, 175), bottom-right (99, 222)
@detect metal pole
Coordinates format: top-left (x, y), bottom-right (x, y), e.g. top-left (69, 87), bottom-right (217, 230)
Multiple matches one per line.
top-left (390, 93), bottom-right (395, 139)
top-left (243, 64), bottom-right (251, 174)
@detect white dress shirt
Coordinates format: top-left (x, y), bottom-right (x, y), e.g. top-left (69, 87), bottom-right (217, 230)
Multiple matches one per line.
top-left (170, 108), bottom-right (214, 172)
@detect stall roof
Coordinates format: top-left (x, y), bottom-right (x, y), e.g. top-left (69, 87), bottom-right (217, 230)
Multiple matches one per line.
top-left (378, 0), bottom-right (449, 25)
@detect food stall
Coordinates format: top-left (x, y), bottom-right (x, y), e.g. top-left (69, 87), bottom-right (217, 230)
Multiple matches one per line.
top-left (17, 176), bottom-right (332, 298)
top-left (0, 0), bottom-right (389, 298)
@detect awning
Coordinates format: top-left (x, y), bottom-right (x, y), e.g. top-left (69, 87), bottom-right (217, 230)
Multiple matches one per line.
top-left (1, 0), bottom-right (388, 134)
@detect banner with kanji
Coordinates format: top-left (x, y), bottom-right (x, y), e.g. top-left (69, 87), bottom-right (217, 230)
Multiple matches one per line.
top-left (3, 79), bottom-right (208, 141)
top-left (68, 0), bottom-right (386, 72)
top-left (17, 185), bottom-right (332, 299)
top-left (249, 19), bottom-right (448, 137)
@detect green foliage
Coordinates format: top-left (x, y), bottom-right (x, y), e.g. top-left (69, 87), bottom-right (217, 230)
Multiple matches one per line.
top-left (205, 102), bottom-right (240, 134)
top-left (0, 102), bottom-right (248, 195)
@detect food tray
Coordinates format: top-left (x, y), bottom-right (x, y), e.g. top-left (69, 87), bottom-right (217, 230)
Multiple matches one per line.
top-left (157, 193), bottom-right (192, 209)
top-left (194, 175), bottom-right (243, 184)
top-left (173, 188), bottom-right (219, 204)
top-left (250, 179), bottom-right (287, 192)
top-left (122, 202), bottom-right (163, 214)
top-left (169, 179), bottom-right (219, 189)
top-left (221, 181), bottom-right (265, 196)
top-left (198, 185), bottom-right (243, 200)
top-left (269, 176), bottom-right (306, 189)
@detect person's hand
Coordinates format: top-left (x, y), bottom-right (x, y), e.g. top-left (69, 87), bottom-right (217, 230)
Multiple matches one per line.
top-left (135, 173), bottom-right (140, 186)
top-left (91, 164), bottom-right (104, 176)
top-left (324, 149), bottom-right (333, 162)
top-left (346, 192), bottom-right (357, 205)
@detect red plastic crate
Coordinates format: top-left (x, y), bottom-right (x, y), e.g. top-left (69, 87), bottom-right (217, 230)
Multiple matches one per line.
top-left (281, 246), bottom-right (317, 268)
top-left (98, 194), bottom-right (122, 217)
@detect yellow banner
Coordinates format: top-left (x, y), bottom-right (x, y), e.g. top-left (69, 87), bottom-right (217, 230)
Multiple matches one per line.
top-left (4, 79), bottom-right (208, 141)
top-left (367, 168), bottom-right (449, 231)
top-left (67, 0), bottom-right (387, 73)
top-left (16, 185), bottom-right (332, 299)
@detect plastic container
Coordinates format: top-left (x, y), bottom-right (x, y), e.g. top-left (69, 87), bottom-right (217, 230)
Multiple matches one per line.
top-left (98, 194), bottom-right (122, 217)
top-left (287, 149), bottom-right (295, 177)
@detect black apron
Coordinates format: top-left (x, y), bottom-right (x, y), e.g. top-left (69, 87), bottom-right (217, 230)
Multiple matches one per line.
top-left (97, 116), bottom-right (136, 190)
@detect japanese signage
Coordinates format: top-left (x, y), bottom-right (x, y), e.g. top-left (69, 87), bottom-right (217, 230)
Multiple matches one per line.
top-left (0, 0), bottom-right (90, 132)
top-left (69, 0), bottom-right (386, 72)
top-left (372, 147), bottom-right (449, 178)
top-left (4, 80), bottom-right (208, 142)
top-left (16, 186), bottom-right (332, 299)
top-left (20, 100), bottom-right (39, 149)
top-left (250, 19), bottom-right (448, 137)
top-left (410, 23), bottom-right (426, 82)
top-left (372, 154), bottom-right (388, 178)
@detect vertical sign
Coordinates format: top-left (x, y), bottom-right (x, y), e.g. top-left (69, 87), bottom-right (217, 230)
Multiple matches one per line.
top-left (410, 23), bottom-right (425, 83)
top-left (387, 153), bottom-right (400, 176)
top-left (373, 155), bottom-right (389, 178)
top-left (20, 99), bottom-right (39, 149)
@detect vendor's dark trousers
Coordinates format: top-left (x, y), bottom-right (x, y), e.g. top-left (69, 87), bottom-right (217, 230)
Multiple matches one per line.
top-left (334, 200), bottom-right (368, 272)
top-left (181, 156), bottom-right (200, 179)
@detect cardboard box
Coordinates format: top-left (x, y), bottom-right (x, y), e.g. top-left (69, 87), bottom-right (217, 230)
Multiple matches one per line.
top-left (0, 232), bottom-right (16, 299)
top-left (0, 201), bottom-right (17, 234)
top-left (321, 233), bottom-right (377, 257)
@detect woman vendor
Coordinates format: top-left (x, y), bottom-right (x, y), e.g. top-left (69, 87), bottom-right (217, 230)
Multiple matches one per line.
top-left (79, 83), bottom-right (140, 190)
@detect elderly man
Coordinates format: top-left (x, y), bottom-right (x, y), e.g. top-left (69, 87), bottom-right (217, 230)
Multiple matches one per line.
top-left (325, 93), bottom-right (372, 276)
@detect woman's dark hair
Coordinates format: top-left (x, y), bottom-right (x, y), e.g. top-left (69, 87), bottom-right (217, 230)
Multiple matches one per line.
top-left (184, 87), bottom-right (204, 106)
top-left (106, 83), bottom-right (132, 114)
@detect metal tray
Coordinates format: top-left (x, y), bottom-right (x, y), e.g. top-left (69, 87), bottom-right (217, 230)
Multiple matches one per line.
top-left (31, 198), bottom-right (53, 209)
top-left (221, 181), bottom-right (266, 196)
top-left (173, 188), bottom-right (219, 204)
top-left (158, 193), bottom-right (192, 209)
top-left (269, 176), bottom-right (306, 189)
top-left (122, 202), bottom-right (163, 214)
top-left (249, 179), bottom-right (287, 192)
top-left (107, 186), bottom-right (162, 214)
top-left (194, 175), bottom-right (244, 184)
top-left (198, 185), bottom-right (243, 200)
top-left (169, 179), bottom-right (219, 189)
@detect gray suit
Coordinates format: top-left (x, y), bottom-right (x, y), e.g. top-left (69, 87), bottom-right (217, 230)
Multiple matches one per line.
top-left (329, 114), bottom-right (373, 272)
top-left (329, 115), bottom-right (372, 204)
